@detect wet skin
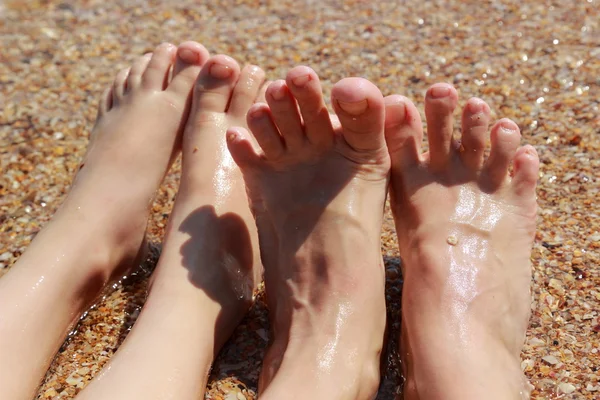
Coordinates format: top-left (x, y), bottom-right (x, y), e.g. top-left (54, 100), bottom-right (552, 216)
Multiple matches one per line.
top-left (227, 67), bottom-right (389, 400)
top-left (0, 42), bottom-right (206, 400)
top-left (384, 84), bottom-right (539, 400)
top-left (78, 46), bottom-right (266, 400)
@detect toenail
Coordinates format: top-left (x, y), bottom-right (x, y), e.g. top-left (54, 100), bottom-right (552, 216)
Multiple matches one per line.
top-left (467, 99), bottom-right (484, 113)
top-left (209, 63), bottom-right (233, 79)
top-left (178, 48), bottom-right (199, 64)
top-left (292, 74), bottom-right (312, 87)
top-left (249, 107), bottom-right (267, 119)
top-left (430, 85), bottom-right (451, 98)
top-left (271, 85), bottom-right (287, 101)
top-left (499, 124), bottom-right (517, 134)
top-left (385, 101), bottom-right (407, 127)
top-left (336, 98), bottom-right (369, 115)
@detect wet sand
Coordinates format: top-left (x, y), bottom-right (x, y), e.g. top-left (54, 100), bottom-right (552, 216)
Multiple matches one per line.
top-left (0, 0), bottom-right (598, 398)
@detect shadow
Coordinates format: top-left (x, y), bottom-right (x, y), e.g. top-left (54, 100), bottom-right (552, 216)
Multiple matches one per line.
top-left (177, 205), bottom-right (257, 354)
top-left (377, 255), bottom-right (405, 399)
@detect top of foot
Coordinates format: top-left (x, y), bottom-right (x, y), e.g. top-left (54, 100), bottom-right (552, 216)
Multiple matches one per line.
top-left (227, 66), bottom-right (389, 400)
top-left (384, 83), bottom-right (539, 400)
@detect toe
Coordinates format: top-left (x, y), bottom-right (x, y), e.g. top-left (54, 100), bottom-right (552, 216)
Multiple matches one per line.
top-left (97, 87), bottom-right (113, 118)
top-left (424, 83), bottom-right (458, 170)
top-left (228, 65), bottom-right (266, 118)
top-left (226, 126), bottom-right (262, 169)
top-left (460, 97), bottom-right (490, 170)
top-left (247, 103), bottom-right (285, 159)
top-left (141, 42), bottom-right (177, 90)
top-left (285, 66), bottom-right (333, 148)
top-left (511, 145), bottom-right (539, 197)
top-left (384, 95), bottom-right (423, 167)
top-left (266, 80), bottom-right (304, 149)
top-left (481, 118), bottom-right (522, 188)
top-left (190, 54), bottom-right (241, 116)
top-left (331, 77), bottom-right (386, 152)
top-left (126, 53), bottom-right (152, 93)
top-left (167, 41), bottom-right (210, 98)
top-left (257, 80), bottom-right (271, 103)
top-left (112, 67), bottom-right (130, 104)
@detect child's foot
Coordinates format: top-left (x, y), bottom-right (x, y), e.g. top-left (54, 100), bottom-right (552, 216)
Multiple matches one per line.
top-left (77, 53), bottom-right (266, 400)
top-left (226, 67), bottom-right (389, 400)
top-left (66, 41), bottom-right (211, 280)
top-left (0, 42), bottom-right (209, 400)
top-left (384, 84), bottom-right (538, 399)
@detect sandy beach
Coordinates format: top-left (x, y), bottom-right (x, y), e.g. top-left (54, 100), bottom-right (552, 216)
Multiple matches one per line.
top-left (0, 0), bottom-right (598, 398)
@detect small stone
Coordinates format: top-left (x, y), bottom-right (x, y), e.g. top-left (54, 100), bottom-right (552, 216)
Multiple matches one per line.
top-left (558, 383), bottom-right (576, 394)
top-left (542, 355), bottom-right (559, 365)
top-left (447, 235), bottom-right (458, 245)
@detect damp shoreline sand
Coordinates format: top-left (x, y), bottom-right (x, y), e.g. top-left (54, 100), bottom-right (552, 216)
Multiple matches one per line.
top-left (0, 0), bottom-right (598, 398)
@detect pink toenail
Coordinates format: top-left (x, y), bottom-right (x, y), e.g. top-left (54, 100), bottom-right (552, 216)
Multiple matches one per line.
top-left (336, 98), bottom-right (369, 115)
top-left (385, 100), bottom-right (407, 127)
top-left (178, 48), bottom-right (199, 64)
top-left (292, 74), bottom-right (312, 87)
top-left (430, 85), bottom-right (451, 98)
top-left (468, 99), bottom-right (484, 113)
top-left (271, 85), bottom-right (287, 101)
top-left (249, 107), bottom-right (267, 119)
top-left (210, 63), bottom-right (233, 79)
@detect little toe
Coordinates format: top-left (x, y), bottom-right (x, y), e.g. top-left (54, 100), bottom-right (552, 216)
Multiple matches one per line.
top-left (424, 83), bottom-right (459, 170)
top-left (247, 103), bottom-right (285, 159)
top-left (511, 145), bottom-right (539, 198)
top-left (285, 66), bottom-right (333, 148)
top-left (141, 42), bottom-right (177, 90)
top-left (228, 65), bottom-right (266, 118)
top-left (331, 77), bottom-right (386, 152)
top-left (384, 95), bottom-right (423, 167)
top-left (126, 53), bottom-right (152, 93)
top-left (112, 67), bottom-right (130, 104)
top-left (482, 118), bottom-right (522, 189)
top-left (460, 97), bottom-right (490, 170)
top-left (190, 55), bottom-right (241, 115)
top-left (167, 41), bottom-right (210, 98)
top-left (266, 80), bottom-right (304, 149)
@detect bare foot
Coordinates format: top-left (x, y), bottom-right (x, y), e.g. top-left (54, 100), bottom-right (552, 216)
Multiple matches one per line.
top-left (384, 84), bottom-right (539, 399)
top-left (77, 51), bottom-right (266, 400)
top-left (226, 67), bottom-right (389, 400)
top-left (0, 42), bottom-right (208, 400)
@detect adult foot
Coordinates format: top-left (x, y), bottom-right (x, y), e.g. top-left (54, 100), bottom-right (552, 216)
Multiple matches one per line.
top-left (384, 84), bottom-right (538, 399)
top-left (78, 53), bottom-right (265, 400)
top-left (226, 67), bottom-right (389, 400)
top-left (0, 42), bottom-right (209, 400)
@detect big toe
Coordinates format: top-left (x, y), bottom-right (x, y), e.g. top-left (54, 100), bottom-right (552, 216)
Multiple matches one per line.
top-left (167, 41), bottom-right (210, 98)
top-left (424, 83), bottom-right (458, 170)
top-left (331, 77), bottom-right (386, 152)
top-left (482, 118), bottom-right (522, 189)
top-left (190, 54), bottom-right (241, 116)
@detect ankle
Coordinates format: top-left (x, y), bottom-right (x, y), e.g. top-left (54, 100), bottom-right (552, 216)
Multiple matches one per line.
top-left (403, 342), bottom-right (528, 400)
